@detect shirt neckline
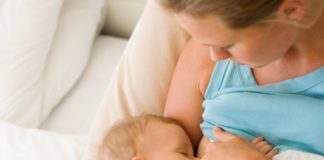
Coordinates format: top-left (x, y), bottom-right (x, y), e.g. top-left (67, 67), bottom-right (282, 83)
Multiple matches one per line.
top-left (238, 63), bottom-right (324, 94)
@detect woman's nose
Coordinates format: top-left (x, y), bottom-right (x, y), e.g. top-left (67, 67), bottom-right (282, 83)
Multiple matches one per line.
top-left (209, 47), bottom-right (231, 61)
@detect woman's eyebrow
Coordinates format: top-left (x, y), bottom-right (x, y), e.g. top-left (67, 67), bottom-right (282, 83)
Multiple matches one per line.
top-left (202, 43), bottom-right (215, 47)
top-left (202, 43), bottom-right (233, 48)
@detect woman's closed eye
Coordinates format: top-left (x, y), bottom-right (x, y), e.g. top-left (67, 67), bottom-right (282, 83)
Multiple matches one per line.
top-left (178, 149), bottom-right (188, 155)
top-left (177, 147), bottom-right (190, 156)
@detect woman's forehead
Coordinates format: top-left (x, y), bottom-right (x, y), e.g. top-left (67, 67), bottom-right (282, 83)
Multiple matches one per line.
top-left (176, 14), bottom-right (239, 44)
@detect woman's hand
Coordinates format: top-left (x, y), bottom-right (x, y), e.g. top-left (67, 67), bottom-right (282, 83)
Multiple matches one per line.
top-left (201, 127), bottom-right (273, 160)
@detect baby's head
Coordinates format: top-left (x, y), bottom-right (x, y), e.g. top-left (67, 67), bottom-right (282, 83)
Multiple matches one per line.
top-left (99, 114), bottom-right (197, 160)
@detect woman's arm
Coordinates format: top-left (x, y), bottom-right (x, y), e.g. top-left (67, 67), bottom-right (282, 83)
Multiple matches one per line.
top-left (164, 38), bottom-right (214, 148)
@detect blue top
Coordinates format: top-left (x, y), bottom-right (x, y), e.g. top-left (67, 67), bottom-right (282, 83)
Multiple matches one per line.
top-left (200, 59), bottom-right (324, 155)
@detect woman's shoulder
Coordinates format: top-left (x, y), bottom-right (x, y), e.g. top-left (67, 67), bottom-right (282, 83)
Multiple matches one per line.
top-left (199, 64), bottom-right (215, 97)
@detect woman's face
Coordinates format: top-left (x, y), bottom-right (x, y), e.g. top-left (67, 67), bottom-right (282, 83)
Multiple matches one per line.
top-left (176, 14), bottom-right (299, 68)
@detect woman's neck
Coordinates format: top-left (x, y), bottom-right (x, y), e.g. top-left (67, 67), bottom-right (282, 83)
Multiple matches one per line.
top-left (253, 11), bottom-right (324, 85)
top-left (283, 11), bottom-right (324, 70)
top-left (295, 11), bottom-right (324, 58)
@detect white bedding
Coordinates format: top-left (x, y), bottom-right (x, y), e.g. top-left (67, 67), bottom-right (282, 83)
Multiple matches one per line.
top-left (274, 150), bottom-right (324, 160)
top-left (0, 36), bottom-right (127, 160)
top-left (0, 120), bottom-right (87, 160)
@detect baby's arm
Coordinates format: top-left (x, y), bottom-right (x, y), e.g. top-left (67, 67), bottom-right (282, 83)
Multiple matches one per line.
top-left (252, 137), bottom-right (278, 158)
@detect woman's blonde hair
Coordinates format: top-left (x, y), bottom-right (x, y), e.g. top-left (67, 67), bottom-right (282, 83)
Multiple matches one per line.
top-left (98, 114), bottom-right (182, 160)
top-left (159, 0), bottom-right (324, 29)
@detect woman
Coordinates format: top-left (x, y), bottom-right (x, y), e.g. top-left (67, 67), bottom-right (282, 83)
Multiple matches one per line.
top-left (161, 0), bottom-right (324, 159)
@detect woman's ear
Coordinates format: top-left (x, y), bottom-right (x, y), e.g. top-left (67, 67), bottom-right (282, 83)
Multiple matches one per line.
top-left (131, 156), bottom-right (145, 160)
top-left (278, 0), bottom-right (306, 21)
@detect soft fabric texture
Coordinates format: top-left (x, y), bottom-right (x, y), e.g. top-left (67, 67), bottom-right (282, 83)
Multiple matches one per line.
top-left (41, 36), bottom-right (127, 135)
top-left (83, 0), bottom-right (190, 159)
top-left (0, 0), bottom-right (63, 127)
top-left (201, 59), bottom-right (324, 155)
top-left (0, 120), bottom-right (87, 160)
top-left (42, 0), bottom-right (107, 122)
top-left (274, 150), bottom-right (324, 160)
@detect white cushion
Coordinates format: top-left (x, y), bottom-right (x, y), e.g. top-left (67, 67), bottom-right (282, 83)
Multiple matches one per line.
top-left (42, 0), bottom-right (107, 122)
top-left (41, 36), bottom-right (127, 135)
top-left (83, 0), bottom-right (190, 159)
top-left (0, 0), bottom-right (63, 127)
top-left (0, 120), bottom-right (87, 160)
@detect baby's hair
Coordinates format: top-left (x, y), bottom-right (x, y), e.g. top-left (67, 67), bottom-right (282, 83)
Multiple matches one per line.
top-left (98, 114), bottom-right (182, 160)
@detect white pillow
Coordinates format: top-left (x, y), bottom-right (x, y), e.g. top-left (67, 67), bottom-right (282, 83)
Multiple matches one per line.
top-left (83, 0), bottom-right (190, 159)
top-left (0, 120), bottom-right (87, 160)
top-left (42, 0), bottom-right (107, 121)
top-left (0, 0), bottom-right (63, 127)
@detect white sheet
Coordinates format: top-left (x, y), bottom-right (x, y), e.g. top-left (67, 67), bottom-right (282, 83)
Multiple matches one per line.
top-left (274, 150), bottom-right (324, 160)
top-left (0, 120), bottom-right (87, 160)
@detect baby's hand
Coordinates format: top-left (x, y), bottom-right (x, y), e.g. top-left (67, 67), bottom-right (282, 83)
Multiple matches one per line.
top-left (252, 137), bottom-right (278, 159)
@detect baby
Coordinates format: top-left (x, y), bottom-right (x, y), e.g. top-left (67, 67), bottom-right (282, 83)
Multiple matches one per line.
top-left (99, 114), bottom-right (276, 160)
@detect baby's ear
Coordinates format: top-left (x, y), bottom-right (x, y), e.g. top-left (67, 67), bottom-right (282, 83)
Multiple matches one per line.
top-left (131, 156), bottom-right (145, 160)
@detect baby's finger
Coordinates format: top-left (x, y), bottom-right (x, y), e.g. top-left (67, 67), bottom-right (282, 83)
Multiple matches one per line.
top-left (252, 136), bottom-right (264, 144)
top-left (256, 141), bottom-right (270, 149)
top-left (260, 144), bottom-right (273, 154)
top-left (266, 149), bottom-right (278, 158)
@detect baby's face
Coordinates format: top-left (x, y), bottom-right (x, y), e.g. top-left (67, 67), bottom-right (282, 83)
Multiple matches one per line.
top-left (141, 121), bottom-right (199, 160)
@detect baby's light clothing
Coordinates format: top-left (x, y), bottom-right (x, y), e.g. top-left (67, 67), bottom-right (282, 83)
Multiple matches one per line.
top-left (200, 59), bottom-right (324, 155)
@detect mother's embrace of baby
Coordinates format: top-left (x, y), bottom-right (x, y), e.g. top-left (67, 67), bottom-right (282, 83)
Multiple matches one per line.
top-left (98, 0), bottom-right (324, 160)
top-left (162, 0), bottom-right (324, 159)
